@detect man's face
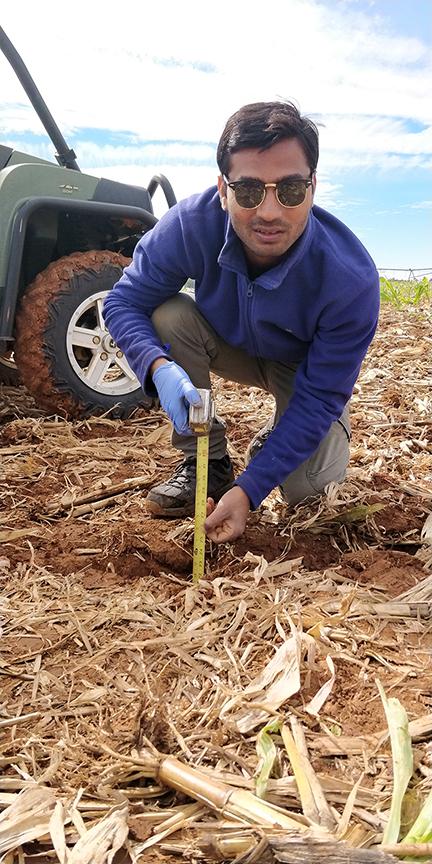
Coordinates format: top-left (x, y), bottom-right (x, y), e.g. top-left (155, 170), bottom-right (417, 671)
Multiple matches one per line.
top-left (217, 138), bottom-right (316, 271)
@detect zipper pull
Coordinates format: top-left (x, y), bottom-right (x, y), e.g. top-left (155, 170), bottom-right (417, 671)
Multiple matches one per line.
top-left (247, 283), bottom-right (254, 297)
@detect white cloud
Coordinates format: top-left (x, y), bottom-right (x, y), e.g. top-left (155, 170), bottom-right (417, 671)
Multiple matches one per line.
top-left (406, 200), bottom-right (432, 210)
top-left (2, 0), bottom-right (431, 146)
top-left (1, 0), bottom-right (431, 268)
top-left (374, 209), bottom-right (403, 216)
top-left (370, 201), bottom-right (431, 218)
top-left (74, 141), bottom-right (215, 169)
top-left (319, 115), bottom-right (431, 155)
top-left (5, 112), bottom-right (431, 184)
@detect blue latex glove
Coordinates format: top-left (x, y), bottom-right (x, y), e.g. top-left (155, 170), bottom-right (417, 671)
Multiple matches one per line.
top-left (152, 361), bottom-right (202, 435)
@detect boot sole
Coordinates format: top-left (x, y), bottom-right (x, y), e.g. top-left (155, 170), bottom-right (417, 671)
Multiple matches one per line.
top-left (145, 480), bottom-right (234, 519)
top-left (145, 499), bottom-right (195, 518)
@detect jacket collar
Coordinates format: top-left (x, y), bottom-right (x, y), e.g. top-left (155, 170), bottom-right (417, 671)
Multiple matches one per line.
top-left (217, 209), bottom-right (315, 288)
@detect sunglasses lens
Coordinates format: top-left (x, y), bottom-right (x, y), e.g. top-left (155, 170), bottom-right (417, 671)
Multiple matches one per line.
top-left (277, 180), bottom-right (308, 207)
top-left (233, 181), bottom-right (264, 209)
top-left (228, 177), bottom-right (311, 208)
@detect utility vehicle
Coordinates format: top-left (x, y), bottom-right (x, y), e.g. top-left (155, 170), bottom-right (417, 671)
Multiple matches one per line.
top-left (0, 27), bottom-right (176, 416)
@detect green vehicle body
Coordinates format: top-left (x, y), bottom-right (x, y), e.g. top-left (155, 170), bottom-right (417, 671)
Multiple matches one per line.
top-left (0, 146), bottom-right (160, 342)
top-left (0, 27), bottom-right (176, 417)
top-left (0, 154), bottom-right (97, 298)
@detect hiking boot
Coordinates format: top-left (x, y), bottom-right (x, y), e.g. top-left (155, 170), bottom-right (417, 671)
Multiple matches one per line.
top-left (146, 454), bottom-right (234, 517)
top-left (245, 419), bottom-right (274, 464)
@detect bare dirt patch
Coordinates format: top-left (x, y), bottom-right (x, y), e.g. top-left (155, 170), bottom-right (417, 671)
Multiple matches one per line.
top-left (0, 305), bottom-right (431, 861)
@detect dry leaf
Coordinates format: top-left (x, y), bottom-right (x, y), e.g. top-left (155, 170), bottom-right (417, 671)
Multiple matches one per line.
top-left (304, 656), bottom-right (336, 716)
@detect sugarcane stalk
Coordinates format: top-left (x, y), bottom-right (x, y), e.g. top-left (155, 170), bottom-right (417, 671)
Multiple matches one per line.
top-left (197, 832), bottom-right (402, 862)
top-left (45, 473), bottom-right (152, 515)
top-left (200, 831), bottom-right (266, 859)
top-left (382, 841), bottom-right (432, 857)
top-left (157, 755), bottom-right (310, 830)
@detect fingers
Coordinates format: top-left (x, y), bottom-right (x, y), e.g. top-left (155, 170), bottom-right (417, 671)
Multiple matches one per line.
top-left (174, 384), bottom-right (202, 433)
top-left (206, 521), bottom-right (235, 543)
top-left (152, 361), bottom-right (201, 429)
top-left (172, 402), bottom-right (191, 435)
top-left (183, 381), bottom-right (202, 407)
top-left (204, 487), bottom-right (250, 543)
top-left (206, 497), bottom-right (216, 516)
top-left (206, 498), bottom-right (228, 539)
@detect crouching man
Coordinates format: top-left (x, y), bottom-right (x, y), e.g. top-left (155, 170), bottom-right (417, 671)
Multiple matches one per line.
top-left (104, 101), bottom-right (380, 544)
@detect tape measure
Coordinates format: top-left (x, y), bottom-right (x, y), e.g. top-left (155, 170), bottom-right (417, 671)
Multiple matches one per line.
top-left (189, 389), bottom-right (214, 583)
top-left (192, 433), bottom-right (209, 583)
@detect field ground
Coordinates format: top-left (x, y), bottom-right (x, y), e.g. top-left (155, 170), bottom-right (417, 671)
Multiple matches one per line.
top-left (0, 304), bottom-right (431, 862)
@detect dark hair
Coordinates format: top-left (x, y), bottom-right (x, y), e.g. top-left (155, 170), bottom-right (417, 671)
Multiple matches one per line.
top-left (216, 101), bottom-right (319, 177)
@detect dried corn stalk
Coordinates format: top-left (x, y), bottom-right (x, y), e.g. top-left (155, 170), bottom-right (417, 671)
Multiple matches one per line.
top-left (155, 753), bottom-right (315, 831)
top-left (0, 785), bottom-right (56, 854)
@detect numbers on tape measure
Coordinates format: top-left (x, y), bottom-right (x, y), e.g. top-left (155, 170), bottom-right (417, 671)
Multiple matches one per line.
top-left (192, 435), bottom-right (209, 583)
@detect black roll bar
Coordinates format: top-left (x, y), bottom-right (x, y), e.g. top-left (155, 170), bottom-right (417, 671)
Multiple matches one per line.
top-left (0, 26), bottom-right (80, 171)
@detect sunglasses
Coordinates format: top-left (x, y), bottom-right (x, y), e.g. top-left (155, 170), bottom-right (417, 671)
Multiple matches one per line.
top-left (224, 173), bottom-right (314, 209)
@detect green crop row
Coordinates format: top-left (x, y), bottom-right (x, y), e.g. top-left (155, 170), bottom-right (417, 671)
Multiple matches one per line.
top-left (379, 276), bottom-right (431, 308)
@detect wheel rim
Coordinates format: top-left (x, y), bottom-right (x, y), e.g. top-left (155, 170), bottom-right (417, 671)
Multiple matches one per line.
top-left (0, 352), bottom-right (17, 370)
top-left (66, 290), bottom-right (140, 396)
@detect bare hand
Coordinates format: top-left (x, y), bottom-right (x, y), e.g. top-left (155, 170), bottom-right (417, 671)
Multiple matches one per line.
top-left (204, 486), bottom-right (250, 543)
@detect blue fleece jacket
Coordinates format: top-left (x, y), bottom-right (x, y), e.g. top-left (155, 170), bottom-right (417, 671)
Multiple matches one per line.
top-left (104, 186), bottom-right (380, 509)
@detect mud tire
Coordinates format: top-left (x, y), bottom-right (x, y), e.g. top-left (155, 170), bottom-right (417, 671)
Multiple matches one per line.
top-left (14, 250), bottom-right (150, 418)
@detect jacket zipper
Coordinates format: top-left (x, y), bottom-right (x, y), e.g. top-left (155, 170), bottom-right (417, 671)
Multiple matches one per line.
top-left (246, 281), bottom-right (260, 354)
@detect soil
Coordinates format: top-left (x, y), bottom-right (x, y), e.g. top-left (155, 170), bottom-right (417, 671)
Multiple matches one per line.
top-left (338, 548), bottom-right (426, 597)
top-left (0, 304), bottom-right (431, 861)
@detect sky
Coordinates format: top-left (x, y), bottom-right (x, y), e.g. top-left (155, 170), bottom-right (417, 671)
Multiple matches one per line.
top-left (1, 0), bottom-right (431, 273)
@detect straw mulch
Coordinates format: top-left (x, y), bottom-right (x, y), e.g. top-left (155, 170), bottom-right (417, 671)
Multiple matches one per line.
top-left (0, 304), bottom-right (431, 863)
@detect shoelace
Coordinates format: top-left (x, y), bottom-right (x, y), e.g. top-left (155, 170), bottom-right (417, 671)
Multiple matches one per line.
top-left (169, 459), bottom-right (196, 489)
top-left (255, 428), bottom-right (273, 450)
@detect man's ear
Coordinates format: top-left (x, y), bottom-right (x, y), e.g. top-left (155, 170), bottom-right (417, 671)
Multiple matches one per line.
top-left (217, 174), bottom-right (228, 210)
top-left (311, 172), bottom-right (317, 199)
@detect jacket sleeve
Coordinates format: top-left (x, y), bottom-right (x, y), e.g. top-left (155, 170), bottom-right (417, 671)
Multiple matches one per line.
top-left (235, 271), bottom-right (380, 509)
top-left (103, 207), bottom-right (193, 395)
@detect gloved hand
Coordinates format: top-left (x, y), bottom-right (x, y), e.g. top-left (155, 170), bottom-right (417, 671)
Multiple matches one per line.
top-left (152, 361), bottom-right (202, 435)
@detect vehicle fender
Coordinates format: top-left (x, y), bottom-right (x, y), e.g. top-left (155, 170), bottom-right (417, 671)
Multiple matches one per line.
top-left (0, 196), bottom-right (157, 344)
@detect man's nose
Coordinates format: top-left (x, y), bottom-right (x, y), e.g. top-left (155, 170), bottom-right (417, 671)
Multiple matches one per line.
top-left (258, 186), bottom-right (282, 218)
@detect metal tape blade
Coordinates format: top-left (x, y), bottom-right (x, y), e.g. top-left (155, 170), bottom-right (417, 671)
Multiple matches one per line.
top-left (192, 433), bottom-right (209, 583)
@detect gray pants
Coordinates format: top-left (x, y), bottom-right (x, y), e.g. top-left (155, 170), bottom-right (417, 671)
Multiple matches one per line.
top-left (152, 293), bottom-right (350, 506)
